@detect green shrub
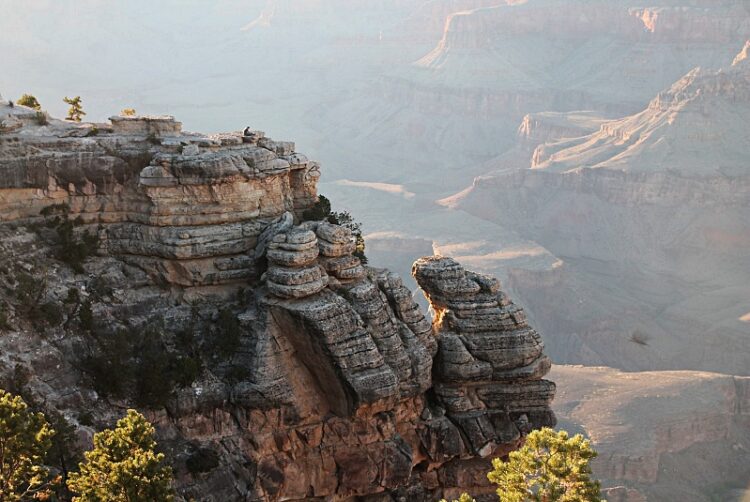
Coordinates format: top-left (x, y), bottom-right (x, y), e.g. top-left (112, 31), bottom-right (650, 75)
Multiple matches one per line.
top-left (39, 206), bottom-right (99, 273)
top-left (34, 112), bottom-right (48, 126)
top-left (13, 271), bottom-right (47, 317)
top-left (302, 194), bottom-right (331, 221)
top-left (55, 219), bottom-right (99, 273)
top-left (0, 304), bottom-right (10, 330)
top-left (64, 288), bottom-right (80, 304)
top-left (0, 389), bottom-right (56, 501)
top-left (78, 300), bottom-right (93, 331)
top-left (39, 302), bottom-right (64, 327)
top-left (77, 411), bottom-right (93, 427)
top-left (67, 410), bottom-right (174, 501)
top-left (39, 202), bottom-right (70, 217)
top-left (80, 324), bottom-right (202, 409)
top-left (17, 94), bottom-right (41, 110)
top-left (212, 309), bottom-right (241, 359)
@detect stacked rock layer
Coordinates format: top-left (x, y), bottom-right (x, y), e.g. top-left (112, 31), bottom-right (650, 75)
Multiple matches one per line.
top-left (0, 106), bottom-right (556, 501)
top-left (315, 221), bottom-right (366, 284)
top-left (413, 255), bottom-right (556, 457)
top-left (266, 228), bottom-right (328, 299)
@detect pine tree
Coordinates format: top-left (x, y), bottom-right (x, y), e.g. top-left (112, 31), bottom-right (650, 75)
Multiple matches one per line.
top-left (0, 389), bottom-right (56, 501)
top-left (67, 409), bottom-right (174, 502)
top-left (487, 428), bottom-right (602, 502)
top-left (63, 96), bottom-right (86, 122)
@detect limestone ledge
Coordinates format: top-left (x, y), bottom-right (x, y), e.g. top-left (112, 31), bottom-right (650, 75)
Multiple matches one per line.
top-left (0, 109), bottom-right (320, 285)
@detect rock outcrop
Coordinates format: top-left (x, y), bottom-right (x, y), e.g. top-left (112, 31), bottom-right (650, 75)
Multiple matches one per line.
top-left (0, 108), bottom-right (322, 287)
top-left (0, 107), bottom-right (555, 500)
top-left (413, 256), bottom-right (556, 458)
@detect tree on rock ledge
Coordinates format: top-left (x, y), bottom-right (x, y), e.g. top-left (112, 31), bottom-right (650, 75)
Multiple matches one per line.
top-left (67, 409), bottom-right (174, 502)
top-left (488, 428), bottom-right (602, 502)
top-left (17, 94), bottom-right (41, 110)
top-left (63, 96), bottom-right (86, 122)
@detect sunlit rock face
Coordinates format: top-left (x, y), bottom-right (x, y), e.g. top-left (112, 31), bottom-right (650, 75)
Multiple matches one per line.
top-left (413, 256), bottom-right (556, 458)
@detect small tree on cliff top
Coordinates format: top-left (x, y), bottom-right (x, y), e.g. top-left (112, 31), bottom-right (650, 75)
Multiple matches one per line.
top-left (17, 94), bottom-right (41, 111)
top-left (67, 409), bottom-right (174, 502)
top-left (488, 427), bottom-right (602, 502)
top-left (63, 96), bottom-right (86, 122)
top-left (0, 389), bottom-right (57, 501)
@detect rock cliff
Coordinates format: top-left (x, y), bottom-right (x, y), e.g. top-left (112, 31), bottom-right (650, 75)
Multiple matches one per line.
top-left (0, 105), bottom-right (555, 500)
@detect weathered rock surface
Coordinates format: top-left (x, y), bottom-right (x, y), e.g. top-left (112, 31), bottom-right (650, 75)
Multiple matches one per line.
top-left (0, 109), bottom-right (555, 500)
top-left (0, 109), bottom-right (322, 287)
top-left (413, 256), bottom-right (556, 459)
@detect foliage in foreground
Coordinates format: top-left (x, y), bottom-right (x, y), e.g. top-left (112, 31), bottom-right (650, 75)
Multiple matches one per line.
top-left (0, 389), bottom-right (56, 501)
top-left (443, 428), bottom-right (602, 502)
top-left (489, 427), bottom-right (602, 502)
top-left (67, 409), bottom-right (174, 502)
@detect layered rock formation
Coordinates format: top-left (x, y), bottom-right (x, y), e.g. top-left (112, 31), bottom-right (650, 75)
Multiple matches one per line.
top-left (0, 108), bottom-right (322, 287)
top-left (0, 106), bottom-right (556, 500)
top-left (413, 256), bottom-right (556, 458)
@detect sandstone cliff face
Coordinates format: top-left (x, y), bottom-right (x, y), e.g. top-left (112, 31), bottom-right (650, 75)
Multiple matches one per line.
top-left (0, 106), bottom-right (555, 500)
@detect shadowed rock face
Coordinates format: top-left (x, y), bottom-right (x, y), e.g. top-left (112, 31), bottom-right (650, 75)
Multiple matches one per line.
top-left (413, 256), bottom-right (556, 457)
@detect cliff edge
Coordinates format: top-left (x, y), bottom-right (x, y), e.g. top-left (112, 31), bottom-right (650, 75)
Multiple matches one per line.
top-left (0, 105), bottom-right (554, 500)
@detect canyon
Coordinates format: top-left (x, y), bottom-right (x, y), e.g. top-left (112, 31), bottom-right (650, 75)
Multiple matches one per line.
top-left (2, 0), bottom-right (750, 500)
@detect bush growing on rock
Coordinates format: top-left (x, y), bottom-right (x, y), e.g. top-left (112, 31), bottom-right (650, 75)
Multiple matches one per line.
top-left (0, 389), bottom-right (56, 501)
top-left (39, 204), bottom-right (99, 273)
top-left (80, 323), bottom-right (202, 409)
top-left (212, 308), bottom-right (242, 359)
top-left (487, 428), bottom-right (602, 502)
top-left (16, 94), bottom-right (41, 110)
top-left (67, 409), bottom-right (174, 501)
top-left (121, 108), bottom-right (136, 116)
top-left (35, 111), bottom-right (48, 126)
top-left (302, 194), bottom-right (332, 221)
top-left (303, 194), bottom-right (368, 263)
top-left (186, 447), bottom-right (220, 475)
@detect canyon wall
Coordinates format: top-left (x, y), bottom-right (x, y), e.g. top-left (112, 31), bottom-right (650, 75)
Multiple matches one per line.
top-left (0, 105), bottom-right (555, 500)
